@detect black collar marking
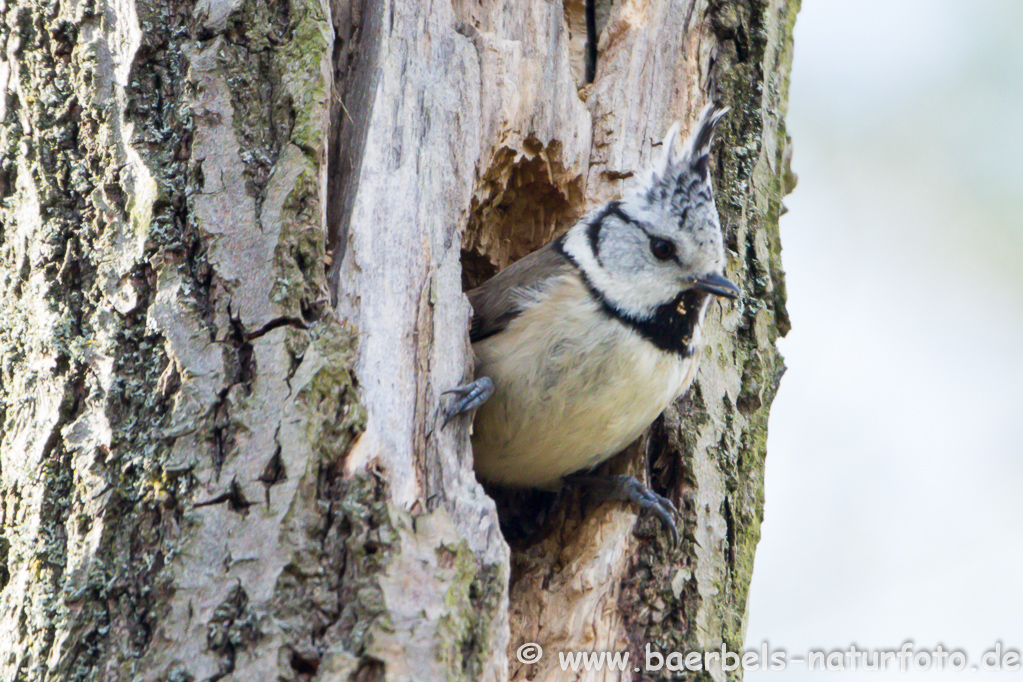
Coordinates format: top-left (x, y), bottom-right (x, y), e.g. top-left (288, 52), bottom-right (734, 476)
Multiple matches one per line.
top-left (554, 236), bottom-right (705, 357)
top-left (600, 289), bottom-right (707, 357)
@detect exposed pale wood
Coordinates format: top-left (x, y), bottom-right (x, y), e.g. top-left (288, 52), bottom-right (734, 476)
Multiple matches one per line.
top-left (0, 0), bottom-right (795, 677)
top-left (332, 0), bottom-right (795, 679)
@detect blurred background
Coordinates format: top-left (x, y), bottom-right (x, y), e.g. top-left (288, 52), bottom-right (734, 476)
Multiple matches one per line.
top-left (744, 0), bottom-right (1023, 679)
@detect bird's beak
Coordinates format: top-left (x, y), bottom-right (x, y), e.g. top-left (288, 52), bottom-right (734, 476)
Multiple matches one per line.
top-left (692, 273), bottom-right (741, 299)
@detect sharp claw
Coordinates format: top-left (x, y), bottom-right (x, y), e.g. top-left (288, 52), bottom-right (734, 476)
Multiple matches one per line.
top-left (442, 377), bottom-right (495, 427)
top-left (574, 474), bottom-right (680, 546)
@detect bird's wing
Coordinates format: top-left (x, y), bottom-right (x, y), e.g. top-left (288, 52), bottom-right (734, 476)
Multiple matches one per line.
top-left (468, 241), bottom-right (576, 342)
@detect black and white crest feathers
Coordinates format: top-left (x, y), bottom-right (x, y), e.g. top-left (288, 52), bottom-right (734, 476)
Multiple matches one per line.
top-left (643, 103), bottom-right (729, 208)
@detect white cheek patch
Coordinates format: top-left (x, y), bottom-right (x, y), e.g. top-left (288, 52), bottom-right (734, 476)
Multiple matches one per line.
top-left (562, 223), bottom-right (675, 319)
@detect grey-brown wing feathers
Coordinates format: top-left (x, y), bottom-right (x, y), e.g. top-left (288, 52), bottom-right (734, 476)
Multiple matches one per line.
top-left (468, 242), bottom-right (575, 342)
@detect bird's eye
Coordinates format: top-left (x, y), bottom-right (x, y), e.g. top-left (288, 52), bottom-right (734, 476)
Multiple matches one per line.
top-left (649, 237), bottom-right (676, 261)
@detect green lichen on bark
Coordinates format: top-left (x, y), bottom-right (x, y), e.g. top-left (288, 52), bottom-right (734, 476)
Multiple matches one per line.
top-left (314, 472), bottom-right (401, 676)
top-left (711, 0), bottom-right (799, 670)
top-left (294, 320), bottom-right (366, 465)
top-left (621, 1), bottom-right (799, 678)
top-left (212, 0), bottom-right (293, 213)
top-left (436, 543), bottom-right (504, 681)
top-left (272, 166), bottom-right (329, 316)
top-left (312, 471), bottom-right (506, 682)
top-left (0, 0), bottom-right (346, 676)
top-left (709, 0), bottom-right (800, 666)
top-left (0, 0), bottom-right (174, 675)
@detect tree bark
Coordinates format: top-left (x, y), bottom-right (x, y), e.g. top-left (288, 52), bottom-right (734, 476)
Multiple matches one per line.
top-left (0, 0), bottom-right (795, 680)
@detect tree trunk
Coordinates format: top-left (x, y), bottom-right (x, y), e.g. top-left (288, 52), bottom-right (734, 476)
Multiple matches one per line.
top-left (0, 0), bottom-right (795, 679)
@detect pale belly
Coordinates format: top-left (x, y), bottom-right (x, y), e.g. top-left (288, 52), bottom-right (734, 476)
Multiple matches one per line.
top-left (470, 286), bottom-right (699, 488)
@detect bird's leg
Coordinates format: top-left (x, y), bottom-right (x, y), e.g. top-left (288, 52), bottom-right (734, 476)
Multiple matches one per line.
top-left (442, 377), bottom-right (494, 426)
top-left (571, 474), bottom-right (680, 546)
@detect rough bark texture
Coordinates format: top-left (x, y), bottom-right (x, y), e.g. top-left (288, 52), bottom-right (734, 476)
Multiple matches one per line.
top-left (0, 0), bottom-right (795, 680)
top-left (0, 0), bottom-right (355, 678)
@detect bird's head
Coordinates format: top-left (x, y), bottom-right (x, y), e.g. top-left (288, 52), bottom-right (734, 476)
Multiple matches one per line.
top-left (562, 104), bottom-right (739, 319)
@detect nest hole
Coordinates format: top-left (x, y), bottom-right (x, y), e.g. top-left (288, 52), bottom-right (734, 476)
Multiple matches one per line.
top-left (461, 139), bottom-right (585, 290)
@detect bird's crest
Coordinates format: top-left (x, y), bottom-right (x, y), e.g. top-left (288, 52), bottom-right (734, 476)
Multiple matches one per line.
top-left (639, 103), bottom-right (729, 210)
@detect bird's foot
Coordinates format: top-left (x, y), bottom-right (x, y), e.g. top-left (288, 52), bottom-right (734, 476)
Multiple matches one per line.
top-left (442, 377), bottom-right (494, 426)
top-left (573, 474), bottom-right (679, 546)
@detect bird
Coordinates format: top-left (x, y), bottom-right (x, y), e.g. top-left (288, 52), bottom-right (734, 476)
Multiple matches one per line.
top-left (445, 104), bottom-right (739, 538)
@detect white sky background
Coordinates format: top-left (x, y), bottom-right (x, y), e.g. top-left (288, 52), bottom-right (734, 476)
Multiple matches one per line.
top-left (744, 0), bottom-right (1023, 679)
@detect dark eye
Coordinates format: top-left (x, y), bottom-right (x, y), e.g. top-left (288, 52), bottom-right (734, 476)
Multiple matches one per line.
top-left (649, 237), bottom-right (676, 261)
